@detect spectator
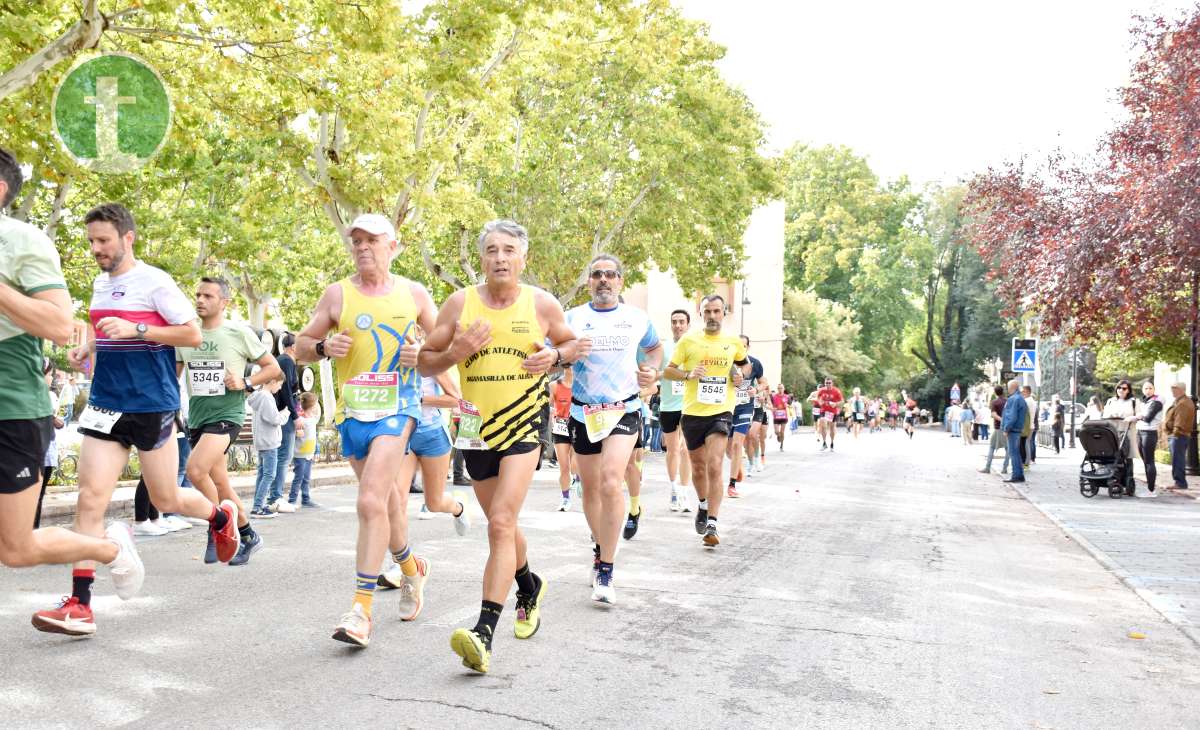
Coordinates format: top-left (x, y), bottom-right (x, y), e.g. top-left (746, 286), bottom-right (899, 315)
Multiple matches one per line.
top-left (980, 386), bottom-right (1008, 474)
top-left (1103, 379), bottom-right (1138, 458)
top-left (59, 374), bottom-right (76, 424)
top-left (1164, 381), bottom-right (1195, 491)
top-left (1000, 379), bottom-right (1028, 483)
top-left (249, 376), bottom-right (290, 517)
top-left (1128, 381), bottom-right (1163, 496)
top-left (1051, 395), bottom-right (1065, 454)
top-left (1084, 395), bottom-right (1103, 422)
top-left (288, 391), bottom-right (321, 508)
top-left (268, 333), bottom-right (301, 513)
top-left (959, 401), bottom-right (975, 445)
top-left (1024, 386), bottom-right (1040, 464)
top-left (975, 398), bottom-right (990, 442)
top-left (648, 387), bottom-right (663, 452)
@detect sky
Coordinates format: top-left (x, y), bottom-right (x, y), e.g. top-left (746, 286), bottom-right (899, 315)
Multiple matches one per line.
top-left (678, 0), bottom-right (1196, 187)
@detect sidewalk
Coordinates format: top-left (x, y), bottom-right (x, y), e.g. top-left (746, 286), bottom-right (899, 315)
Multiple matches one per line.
top-left (969, 439), bottom-right (1200, 647)
top-left (38, 463), bottom-right (358, 525)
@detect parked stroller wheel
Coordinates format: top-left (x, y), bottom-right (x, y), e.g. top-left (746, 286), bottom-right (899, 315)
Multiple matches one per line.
top-left (1108, 484), bottom-right (1121, 499)
top-left (1079, 477), bottom-right (1097, 498)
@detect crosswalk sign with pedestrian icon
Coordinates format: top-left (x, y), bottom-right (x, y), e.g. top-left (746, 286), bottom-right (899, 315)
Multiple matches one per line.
top-left (1012, 338), bottom-right (1037, 373)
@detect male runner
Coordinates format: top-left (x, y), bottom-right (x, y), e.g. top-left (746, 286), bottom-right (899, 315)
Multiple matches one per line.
top-left (176, 277), bottom-right (281, 567)
top-left (659, 309), bottom-right (692, 511)
top-left (0, 153), bottom-right (143, 632)
top-left (34, 203), bottom-right (233, 636)
top-left (816, 377), bottom-right (844, 451)
top-left (564, 254), bottom-right (660, 604)
top-left (727, 334), bottom-right (765, 498)
top-left (295, 213), bottom-right (433, 648)
top-left (550, 368), bottom-right (577, 511)
top-left (771, 384), bottom-right (790, 449)
top-left (903, 391), bottom-right (918, 439)
top-left (749, 377), bottom-right (770, 471)
top-left (663, 294), bottom-right (750, 547)
top-left (419, 219), bottom-right (577, 673)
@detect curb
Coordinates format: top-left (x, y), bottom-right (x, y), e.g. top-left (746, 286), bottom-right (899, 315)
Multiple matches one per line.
top-left (1005, 479), bottom-right (1200, 650)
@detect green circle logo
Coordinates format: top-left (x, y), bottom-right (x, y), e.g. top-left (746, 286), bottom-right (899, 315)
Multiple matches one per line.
top-left (52, 53), bottom-right (171, 174)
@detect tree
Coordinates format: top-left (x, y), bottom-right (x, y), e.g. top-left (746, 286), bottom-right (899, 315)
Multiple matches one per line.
top-left (779, 290), bottom-right (872, 393)
top-left (780, 144), bottom-right (923, 383)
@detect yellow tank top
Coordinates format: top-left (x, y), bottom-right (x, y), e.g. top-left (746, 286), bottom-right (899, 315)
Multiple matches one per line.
top-left (458, 284), bottom-right (548, 449)
top-left (334, 276), bottom-right (421, 424)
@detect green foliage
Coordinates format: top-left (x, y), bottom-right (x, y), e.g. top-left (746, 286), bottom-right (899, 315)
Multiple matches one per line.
top-left (1094, 333), bottom-right (1189, 382)
top-left (779, 290), bottom-right (872, 392)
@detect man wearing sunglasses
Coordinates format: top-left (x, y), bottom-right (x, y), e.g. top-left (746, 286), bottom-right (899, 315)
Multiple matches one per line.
top-left (563, 255), bottom-right (661, 604)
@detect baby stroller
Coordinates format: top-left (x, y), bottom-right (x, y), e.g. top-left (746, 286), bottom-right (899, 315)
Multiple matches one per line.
top-left (1078, 419), bottom-right (1134, 499)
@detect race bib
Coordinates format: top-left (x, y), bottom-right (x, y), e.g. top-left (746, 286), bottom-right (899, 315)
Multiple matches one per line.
top-left (697, 376), bottom-right (727, 405)
top-left (854, 413), bottom-right (865, 422)
top-left (79, 405), bottom-right (122, 434)
top-left (552, 417), bottom-right (569, 437)
top-left (189, 360), bottom-right (226, 397)
top-left (343, 372), bottom-right (400, 422)
top-left (735, 384), bottom-right (753, 406)
top-left (454, 400), bottom-right (488, 450)
top-left (670, 380), bottom-right (685, 397)
top-left (823, 412), bottom-right (835, 422)
top-left (775, 409), bottom-right (788, 420)
top-left (583, 403), bottom-right (627, 442)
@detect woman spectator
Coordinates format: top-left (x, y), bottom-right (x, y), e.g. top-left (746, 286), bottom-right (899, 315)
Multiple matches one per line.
top-left (1128, 381), bottom-right (1163, 496)
top-left (1102, 379), bottom-right (1138, 457)
top-left (959, 400), bottom-right (976, 445)
top-left (1084, 395), bottom-right (1103, 422)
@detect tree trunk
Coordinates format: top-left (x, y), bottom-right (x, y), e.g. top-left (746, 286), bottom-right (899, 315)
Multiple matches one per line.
top-left (0, 1), bottom-right (118, 101)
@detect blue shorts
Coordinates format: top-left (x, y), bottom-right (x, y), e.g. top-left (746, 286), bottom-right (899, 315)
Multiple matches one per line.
top-left (408, 420), bottom-right (451, 458)
top-left (338, 414), bottom-right (416, 461)
top-left (731, 405), bottom-right (754, 436)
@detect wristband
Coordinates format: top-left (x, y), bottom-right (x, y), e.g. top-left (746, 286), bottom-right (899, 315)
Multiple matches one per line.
top-left (315, 339), bottom-right (327, 359)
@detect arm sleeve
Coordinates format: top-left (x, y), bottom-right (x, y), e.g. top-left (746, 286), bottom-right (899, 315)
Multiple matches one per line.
top-left (17, 232), bottom-right (68, 294)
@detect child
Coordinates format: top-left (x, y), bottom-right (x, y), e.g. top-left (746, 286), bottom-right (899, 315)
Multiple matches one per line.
top-left (249, 377), bottom-right (290, 517)
top-left (288, 392), bottom-right (320, 508)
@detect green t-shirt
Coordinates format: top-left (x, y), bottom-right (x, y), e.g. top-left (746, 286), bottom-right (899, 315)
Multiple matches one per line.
top-left (0, 215), bottom-right (67, 421)
top-left (176, 321), bottom-right (267, 428)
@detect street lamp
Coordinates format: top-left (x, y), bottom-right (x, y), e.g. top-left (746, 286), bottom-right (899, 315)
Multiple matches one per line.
top-left (740, 281), bottom-right (751, 336)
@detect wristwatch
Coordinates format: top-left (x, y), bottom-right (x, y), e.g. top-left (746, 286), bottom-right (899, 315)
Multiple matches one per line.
top-left (552, 348), bottom-right (563, 367)
top-left (315, 339), bottom-right (327, 359)
top-left (243, 378), bottom-right (256, 393)
top-left (135, 323), bottom-right (148, 340)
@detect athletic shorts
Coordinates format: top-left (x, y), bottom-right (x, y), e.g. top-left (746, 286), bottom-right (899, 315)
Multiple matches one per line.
top-left (408, 420), bottom-right (451, 458)
top-left (681, 412), bottom-right (733, 451)
top-left (188, 420), bottom-right (241, 453)
top-left (0, 416), bottom-right (53, 494)
top-left (755, 408), bottom-right (769, 425)
top-left (338, 414), bottom-right (415, 461)
top-left (462, 440), bottom-right (540, 482)
top-left (570, 411), bottom-right (641, 456)
top-left (80, 409), bottom-right (175, 452)
top-left (551, 416), bottom-right (571, 445)
top-left (660, 410), bottom-right (682, 434)
top-left (731, 405), bottom-right (754, 436)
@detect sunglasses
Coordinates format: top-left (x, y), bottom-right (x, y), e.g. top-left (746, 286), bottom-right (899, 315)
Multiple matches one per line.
top-left (1117, 386), bottom-right (1130, 391)
top-left (589, 270), bottom-right (621, 280)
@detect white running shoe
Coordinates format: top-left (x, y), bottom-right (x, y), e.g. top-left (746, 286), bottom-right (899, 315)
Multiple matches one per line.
top-left (754, 462), bottom-right (765, 474)
top-left (272, 498), bottom-right (297, 514)
top-left (133, 520), bottom-right (168, 537)
top-left (453, 502), bottom-right (471, 536)
top-left (160, 515), bottom-right (193, 531)
top-left (418, 503), bottom-right (435, 520)
top-left (591, 573), bottom-right (616, 605)
top-left (397, 557), bottom-right (430, 621)
top-left (669, 489), bottom-right (682, 512)
top-left (105, 521), bottom-right (145, 600)
top-left (558, 495), bottom-right (571, 512)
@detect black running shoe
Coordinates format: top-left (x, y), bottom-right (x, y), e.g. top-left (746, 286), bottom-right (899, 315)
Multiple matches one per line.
top-left (204, 530), bottom-right (218, 565)
top-left (623, 510), bottom-right (641, 540)
top-left (694, 507), bottom-right (708, 535)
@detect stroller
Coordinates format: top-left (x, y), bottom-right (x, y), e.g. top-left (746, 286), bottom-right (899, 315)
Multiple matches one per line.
top-left (1078, 419), bottom-right (1135, 499)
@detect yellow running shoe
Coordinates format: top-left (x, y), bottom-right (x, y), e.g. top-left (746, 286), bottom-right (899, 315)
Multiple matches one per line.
top-left (514, 575), bottom-right (546, 639)
top-left (450, 628), bottom-right (490, 673)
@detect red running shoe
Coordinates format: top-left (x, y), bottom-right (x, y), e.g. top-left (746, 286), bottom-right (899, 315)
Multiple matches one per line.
top-left (727, 484), bottom-right (741, 499)
top-left (32, 596), bottom-right (95, 636)
top-left (211, 499), bottom-right (240, 563)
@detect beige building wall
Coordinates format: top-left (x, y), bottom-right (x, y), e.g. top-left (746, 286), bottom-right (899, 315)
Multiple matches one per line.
top-left (626, 201), bottom-right (785, 385)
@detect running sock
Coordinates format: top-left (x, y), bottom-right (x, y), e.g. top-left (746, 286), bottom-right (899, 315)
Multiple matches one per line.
top-left (514, 562), bottom-right (537, 595)
top-left (628, 495), bottom-right (641, 516)
top-left (707, 516), bottom-right (718, 527)
top-left (728, 478), bottom-right (736, 488)
top-left (698, 499), bottom-right (708, 511)
top-left (353, 572), bottom-right (377, 616)
top-left (72, 569), bottom-right (95, 606)
top-left (597, 561), bottom-right (614, 579)
top-left (392, 545), bottom-right (418, 577)
top-left (238, 523), bottom-right (254, 543)
top-left (209, 505), bottom-right (229, 531)
top-left (561, 489), bottom-right (570, 498)
top-left (474, 600), bottom-right (503, 649)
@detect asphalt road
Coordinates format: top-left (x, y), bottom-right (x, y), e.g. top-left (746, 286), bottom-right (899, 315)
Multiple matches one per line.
top-left (2, 425), bottom-right (1199, 729)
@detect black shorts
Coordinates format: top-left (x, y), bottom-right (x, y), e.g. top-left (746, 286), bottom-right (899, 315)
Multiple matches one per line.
top-left (550, 416), bottom-right (571, 445)
top-left (681, 413), bottom-right (733, 451)
top-left (188, 420), bottom-right (242, 453)
top-left (80, 410), bottom-right (175, 451)
top-left (462, 440), bottom-right (540, 482)
top-left (660, 410), bottom-right (682, 434)
top-left (754, 408), bottom-right (768, 425)
top-left (0, 417), bottom-right (53, 494)
top-left (570, 411), bottom-right (641, 456)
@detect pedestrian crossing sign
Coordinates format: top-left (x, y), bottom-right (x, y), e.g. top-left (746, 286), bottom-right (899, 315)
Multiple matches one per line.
top-left (1012, 338), bottom-right (1037, 373)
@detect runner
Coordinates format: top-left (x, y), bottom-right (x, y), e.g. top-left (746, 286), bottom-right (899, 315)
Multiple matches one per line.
top-left (0, 157), bottom-right (143, 632)
top-left (658, 309), bottom-right (692, 512)
top-left (418, 219), bottom-right (577, 673)
top-left (620, 390), bottom-right (655, 542)
top-left (727, 334), bottom-right (765, 498)
top-left (808, 387), bottom-right (822, 445)
top-left (903, 391), bottom-right (919, 439)
top-left (816, 377), bottom-right (844, 451)
top-left (175, 277), bottom-right (281, 567)
top-left (663, 294), bottom-right (750, 547)
top-left (549, 369), bottom-right (578, 511)
top-left (848, 387), bottom-right (867, 439)
top-left (750, 378), bottom-right (770, 472)
top-left (771, 384), bottom-right (790, 450)
top-left (295, 213), bottom-right (434, 648)
top-left (34, 203), bottom-right (231, 636)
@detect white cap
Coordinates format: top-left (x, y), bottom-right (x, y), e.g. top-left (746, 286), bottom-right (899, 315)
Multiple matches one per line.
top-left (347, 213), bottom-right (396, 241)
